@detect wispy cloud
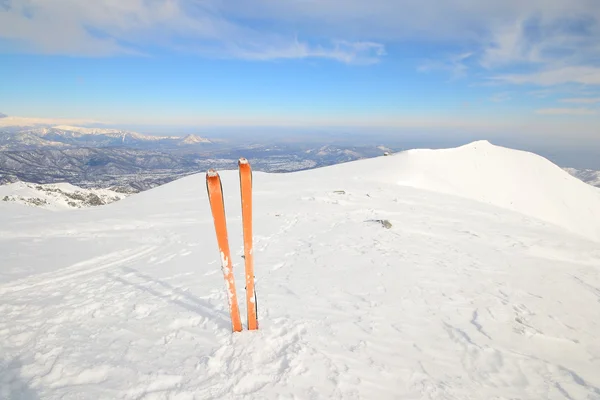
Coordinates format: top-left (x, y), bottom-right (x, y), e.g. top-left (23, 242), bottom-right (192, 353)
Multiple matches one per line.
top-left (229, 40), bottom-right (386, 64)
top-left (489, 92), bottom-right (512, 102)
top-left (0, 0), bottom-right (385, 64)
top-left (418, 52), bottom-right (473, 79)
top-left (560, 97), bottom-right (600, 104)
top-left (535, 108), bottom-right (598, 116)
top-left (480, 9), bottom-right (600, 86)
top-left (1, 0), bottom-right (599, 80)
top-left (492, 67), bottom-right (600, 86)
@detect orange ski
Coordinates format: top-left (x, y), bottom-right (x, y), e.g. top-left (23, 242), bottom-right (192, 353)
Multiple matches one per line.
top-left (239, 158), bottom-right (258, 330)
top-left (206, 169), bottom-right (242, 332)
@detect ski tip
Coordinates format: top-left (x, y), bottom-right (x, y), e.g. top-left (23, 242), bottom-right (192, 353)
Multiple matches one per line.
top-left (207, 169), bottom-right (219, 178)
top-left (238, 157), bottom-right (249, 165)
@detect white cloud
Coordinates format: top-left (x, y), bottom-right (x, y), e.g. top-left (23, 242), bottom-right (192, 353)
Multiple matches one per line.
top-left (229, 40), bottom-right (386, 64)
top-left (560, 97), bottom-right (600, 104)
top-left (489, 92), bottom-right (512, 102)
top-left (0, 0), bottom-right (598, 78)
top-left (535, 108), bottom-right (598, 116)
top-left (0, 0), bottom-right (385, 63)
top-left (492, 67), bottom-right (600, 86)
top-left (418, 52), bottom-right (473, 79)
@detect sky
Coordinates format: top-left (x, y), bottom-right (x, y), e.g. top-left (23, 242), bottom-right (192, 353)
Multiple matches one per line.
top-left (1, 0), bottom-right (599, 144)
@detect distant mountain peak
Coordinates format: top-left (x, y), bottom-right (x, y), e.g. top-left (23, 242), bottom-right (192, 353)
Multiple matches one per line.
top-left (0, 112), bottom-right (7, 118)
top-left (180, 134), bottom-right (211, 144)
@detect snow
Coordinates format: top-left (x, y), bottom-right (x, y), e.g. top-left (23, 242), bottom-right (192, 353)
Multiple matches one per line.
top-left (51, 126), bottom-right (210, 143)
top-left (52, 125), bottom-right (129, 135)
top-left (180, 134), bottom-right (212, 144)
top-left (1, 141), bottom-right (600, 399)
top-left (565, 167), bottom-right (600, 188)
top-left (306, 140), bottom-right (600, 242)
top-left (51, 125), bottom-right (154, 140)
top-left (0, 181), bottom-right (128, 210)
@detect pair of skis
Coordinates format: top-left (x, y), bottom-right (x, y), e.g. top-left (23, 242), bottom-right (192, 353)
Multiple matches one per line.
top-left (206, 158), bottom-right (257, 332)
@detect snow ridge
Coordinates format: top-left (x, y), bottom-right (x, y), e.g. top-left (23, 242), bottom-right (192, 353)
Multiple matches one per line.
top-left (314, 140), bottom-right (600, 242)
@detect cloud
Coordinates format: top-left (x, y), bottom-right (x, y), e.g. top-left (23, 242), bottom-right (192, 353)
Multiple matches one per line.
top-left (228, 39), bottom-right (386, 64)
top-left (479, 8), bottom-right (600, 86)
top-left (492, 67), bottom-right (600, 86)
top-left (490, 92), bottom-right (512, 102)
top-left (0, 112), bottom-right (7, 118)
top-left (560, 97), bottom-right (600, 104)
top-left (535, 108), bottom-right (598, 116)
top-left (0, 0), bottom-right (385, 63)
top-left (418, 52), bottom-right (473, 79)
top-left (0, 0), bottom-right (598, 78)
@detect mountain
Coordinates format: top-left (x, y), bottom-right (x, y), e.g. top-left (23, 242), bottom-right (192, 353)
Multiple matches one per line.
top-left (564, 167), bottom-right (600, 188)
top-left (0, 181), bottom-right (128, 209)
top-left (0, 125), bottom-right (213, 150)
top-left (0, 129), bottom-right (70, 150)
top-left (0, 147), bottom-right (203, 192)
top-left (179, 134), bottom-right (212, 145)
top-left (383, 140), bottom-right (600, 242)
top-left (0, 142), bottom-right (399, 192)
top-left (1, 141), bottom-right (599, 399)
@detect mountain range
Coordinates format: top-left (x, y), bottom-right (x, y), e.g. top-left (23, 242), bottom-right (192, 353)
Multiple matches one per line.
top-left (0, 125), bottom-right (398, 192)
top-left (0, 125), bottom-right (211, 151)
top-left (1, 124), bottom-right (599, 194)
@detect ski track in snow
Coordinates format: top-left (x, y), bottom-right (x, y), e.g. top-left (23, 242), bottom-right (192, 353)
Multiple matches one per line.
top-left (2, 147), bottom-right (600, 399)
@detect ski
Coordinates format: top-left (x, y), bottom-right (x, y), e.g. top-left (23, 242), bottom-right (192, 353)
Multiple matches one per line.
top-left (206, 169), bottom-right (242, 332)
top-left (239, 158), bottom-right (258, 330)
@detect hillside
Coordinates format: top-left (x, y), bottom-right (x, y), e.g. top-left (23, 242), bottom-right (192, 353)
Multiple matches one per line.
top-left (0, 181), bottom-right (128, 209)
top-left (1, 141), bottom-right (599, 399)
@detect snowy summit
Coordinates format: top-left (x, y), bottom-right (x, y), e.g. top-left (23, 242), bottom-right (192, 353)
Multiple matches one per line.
top-left (1, 141), bottom-right (599, 399)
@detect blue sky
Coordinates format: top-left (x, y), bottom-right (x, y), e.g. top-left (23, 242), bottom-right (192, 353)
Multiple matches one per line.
top-left (1, 0), bottom-right (599, 142)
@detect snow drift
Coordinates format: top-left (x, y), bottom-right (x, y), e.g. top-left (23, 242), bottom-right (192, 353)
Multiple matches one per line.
top-left (1, 140), bottom-right (599, 399)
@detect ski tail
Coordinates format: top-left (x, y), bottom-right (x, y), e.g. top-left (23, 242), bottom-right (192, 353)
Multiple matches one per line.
top-left (206, 169), bottom-right (242, 332)
top-left (239, 158), bottom-right (258, 330)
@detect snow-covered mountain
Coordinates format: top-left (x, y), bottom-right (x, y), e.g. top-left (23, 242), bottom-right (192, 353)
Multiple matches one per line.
top-left (0, 181), bottom-right (128, 210)
top-left (179, 134), bottom-right (212, 145)
top-left (564, 167), bottom-right (600, 188)
top-left (1, 141), bottom-right (599, 399)
top-left (0, 125), bottom-right (212, 150)
top-left (381, 140), bottom-right (600, 242)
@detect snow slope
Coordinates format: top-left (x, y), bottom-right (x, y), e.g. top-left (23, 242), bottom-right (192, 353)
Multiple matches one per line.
top-left (304, 140), bottom-right (600, 243)
top-left (0, 181), bottom-right (128, 210)
top-left (1, 141), bottom-right (600, 399)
